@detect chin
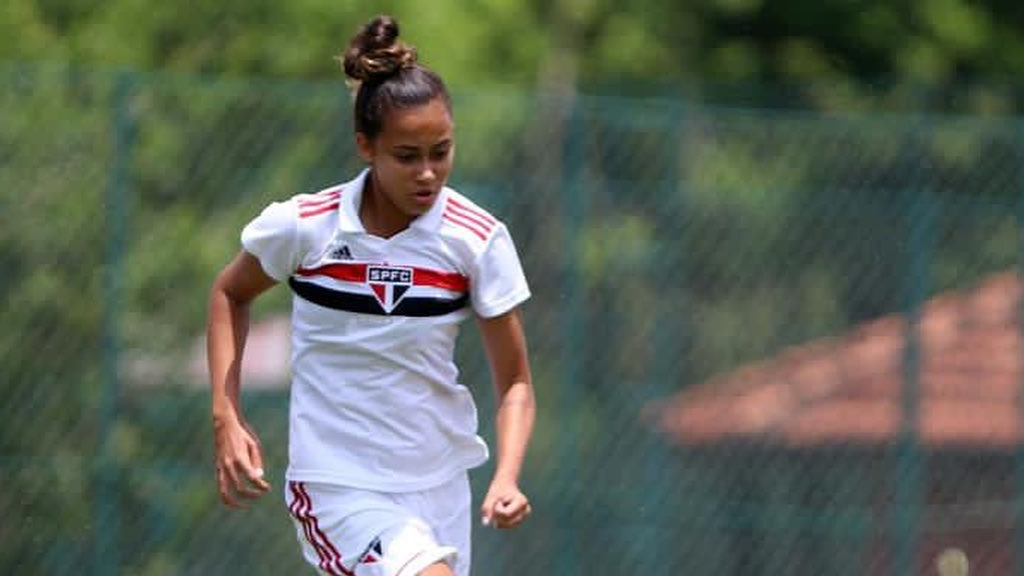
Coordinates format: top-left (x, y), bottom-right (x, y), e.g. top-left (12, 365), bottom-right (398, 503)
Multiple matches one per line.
top-left (408, 198), bottom-right (438, 214)
top-left (399, 205), bottom-right (427, 219)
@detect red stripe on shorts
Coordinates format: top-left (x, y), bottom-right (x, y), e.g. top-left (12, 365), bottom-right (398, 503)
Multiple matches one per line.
top-left (289, 482), bottom-right (337, 575)
top-left (290, 482), bottom-right (352, 576)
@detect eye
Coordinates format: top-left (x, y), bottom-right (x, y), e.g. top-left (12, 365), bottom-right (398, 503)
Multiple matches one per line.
top-left (430, 146), bottom-right (451, 161)
top-left (394, 152), bottom-right (417, 163)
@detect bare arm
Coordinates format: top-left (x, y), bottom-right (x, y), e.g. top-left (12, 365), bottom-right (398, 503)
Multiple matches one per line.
top-left (477, 308), bottom-right (535, 529)
top-left (207, 251), bottom-right (277, 508)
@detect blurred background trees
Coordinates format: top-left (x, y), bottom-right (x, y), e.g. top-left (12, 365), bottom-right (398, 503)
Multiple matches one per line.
top-left (6, 0), bottom-right (1024, 105)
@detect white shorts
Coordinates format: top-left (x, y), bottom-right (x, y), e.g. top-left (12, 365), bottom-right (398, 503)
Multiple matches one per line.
top-left (285, 473), bottom-right (472, 576)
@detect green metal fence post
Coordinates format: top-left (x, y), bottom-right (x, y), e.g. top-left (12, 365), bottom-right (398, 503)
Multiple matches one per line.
top-left (558, 94), bottom-right (585, 576)
top-left (646, 99), bottom-right (688, 576)
top-left (95, 69), bottom-right (135, 576)
top-left (893, 188), bottom-right (935, 576)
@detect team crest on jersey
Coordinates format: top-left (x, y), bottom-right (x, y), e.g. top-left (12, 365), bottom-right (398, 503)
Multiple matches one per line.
top-left (366, 265), bottom-right (413, 313)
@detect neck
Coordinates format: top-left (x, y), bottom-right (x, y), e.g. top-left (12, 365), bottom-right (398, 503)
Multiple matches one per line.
top-left (360, 171), bottom-right (413, 239)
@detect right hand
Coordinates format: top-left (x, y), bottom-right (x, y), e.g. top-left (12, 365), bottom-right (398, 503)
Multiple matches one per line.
top-left (213, 416), bottom-right (271, 508)
top-left (480, 478), bottom-right (532, 529)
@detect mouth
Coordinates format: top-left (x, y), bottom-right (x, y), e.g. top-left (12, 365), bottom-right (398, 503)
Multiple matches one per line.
top-left (412, 189), bottom-right (437, 206)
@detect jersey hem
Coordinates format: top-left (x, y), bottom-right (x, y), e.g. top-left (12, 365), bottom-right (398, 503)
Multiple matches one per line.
top-left (285, 454), bottom-right (488, 493)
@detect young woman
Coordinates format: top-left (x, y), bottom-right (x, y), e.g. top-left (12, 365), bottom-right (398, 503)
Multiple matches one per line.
top-left (206, 15), bottom-right (535, 576)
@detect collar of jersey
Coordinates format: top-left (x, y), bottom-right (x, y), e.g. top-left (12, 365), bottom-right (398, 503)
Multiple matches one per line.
top-left (337, 168), bottom-right (447, 235)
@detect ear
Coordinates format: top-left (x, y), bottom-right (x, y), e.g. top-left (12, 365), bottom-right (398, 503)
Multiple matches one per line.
top-left (355, 132), bottom-right (374, 164)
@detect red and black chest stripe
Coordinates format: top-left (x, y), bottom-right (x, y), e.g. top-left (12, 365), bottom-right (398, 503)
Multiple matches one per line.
top-left (288, 262), bottom-right (469, 317)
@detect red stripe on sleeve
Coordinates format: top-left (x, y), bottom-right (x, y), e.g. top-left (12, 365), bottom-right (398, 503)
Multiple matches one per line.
top-left (443, 213), bottom-right (488, 241)
top-left (299, 202), bottom-right (340, 218)
top-left (446, 203), bottom-right (495, 234)
top-left (298, 191), bottom-right (341, 207)
top-left (316, 185), bottom-right (344, 197)
top-left (447, 197), bottom-right (496, 226)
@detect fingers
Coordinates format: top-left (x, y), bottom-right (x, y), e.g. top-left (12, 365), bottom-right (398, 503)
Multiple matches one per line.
top-left (217, 461), bottom-right (270, 508)
top-left (216, 437), bottom-right (271, 508)
top-left (247, 441), bottom-right (271, 491)
top-left (217, 466), bottom-right (241, 509)
top-left (481, 500), bottom-right (494, 527)
top-left (493, 496), bottom-right (531, 528)
top-left (480, 490), bottom-right (502, 526)
top-left (481, 491), bottom-right (532, 529)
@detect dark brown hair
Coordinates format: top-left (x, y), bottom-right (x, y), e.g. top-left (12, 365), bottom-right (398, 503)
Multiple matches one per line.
top-left (340, 15), bottom-right (451, 140)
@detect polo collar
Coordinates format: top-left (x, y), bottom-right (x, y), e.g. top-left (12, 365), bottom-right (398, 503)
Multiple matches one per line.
top-left (337, 169), bottom-right (368, 233)
top-left (337, 168), bottom-right (447, 235)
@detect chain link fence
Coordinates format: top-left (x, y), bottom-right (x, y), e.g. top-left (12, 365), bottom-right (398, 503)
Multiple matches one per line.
top-left (4, 62), bottom-right (1024, 576)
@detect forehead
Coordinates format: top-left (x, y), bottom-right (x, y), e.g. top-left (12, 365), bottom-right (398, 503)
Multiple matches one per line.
top-left (379, 98), bottom-right (453, 144)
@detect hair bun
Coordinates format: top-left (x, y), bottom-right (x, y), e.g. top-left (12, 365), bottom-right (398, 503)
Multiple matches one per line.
top-left (342, 15), bottom-right (418, 84)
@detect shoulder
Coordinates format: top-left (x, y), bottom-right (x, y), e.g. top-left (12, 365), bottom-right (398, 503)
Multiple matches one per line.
top-left (246, 180), bottom-right (349, 249)
top-left (251, 182), bottom-right (346, 223)
top-left (256, 181), bottom-right (350, 238)
top-left (292, 182), bottom-right (346, 220)
top-left (438, 188), bottom-right (506, 250)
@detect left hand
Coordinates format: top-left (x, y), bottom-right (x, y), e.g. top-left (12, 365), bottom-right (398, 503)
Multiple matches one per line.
top-left (480, 479), bottom-right (531, 529)
top-left (213, 416), bottom-right (270, 508)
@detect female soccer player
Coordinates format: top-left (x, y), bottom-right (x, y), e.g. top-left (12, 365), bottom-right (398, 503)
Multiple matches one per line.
top-left (206, 15), bottom-right (535, 576)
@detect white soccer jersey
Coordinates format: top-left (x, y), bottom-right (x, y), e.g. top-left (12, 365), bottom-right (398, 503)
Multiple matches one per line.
top-left (241, 169), bottom-right (530, 491)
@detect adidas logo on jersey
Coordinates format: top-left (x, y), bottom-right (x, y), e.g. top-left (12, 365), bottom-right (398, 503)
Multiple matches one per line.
top-left (329, 245), bottom-right (353, 260)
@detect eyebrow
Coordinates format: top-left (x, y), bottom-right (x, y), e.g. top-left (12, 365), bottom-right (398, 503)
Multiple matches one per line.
top-left (392, 139), bottom-right (453, 152)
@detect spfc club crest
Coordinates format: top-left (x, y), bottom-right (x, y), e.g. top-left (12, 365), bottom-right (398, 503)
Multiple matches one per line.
top-left (366, 265), bottom-right (413, 313)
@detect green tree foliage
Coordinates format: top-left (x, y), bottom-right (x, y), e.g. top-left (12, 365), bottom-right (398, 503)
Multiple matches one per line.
top-left (7, 0), bottom-right (1024, 97)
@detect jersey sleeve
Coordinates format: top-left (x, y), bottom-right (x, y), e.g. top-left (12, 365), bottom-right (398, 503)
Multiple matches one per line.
top-left (470, 224), bottom-right (531, 318)
top-left (240, 200), bottom-right (301, 282)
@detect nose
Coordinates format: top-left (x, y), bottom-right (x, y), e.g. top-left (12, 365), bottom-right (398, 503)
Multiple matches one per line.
top-left (415, 160), bottom-right (436, 183)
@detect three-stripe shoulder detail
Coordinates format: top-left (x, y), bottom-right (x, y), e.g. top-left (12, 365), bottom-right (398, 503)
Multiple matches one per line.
top-left (297, 186), bottom-right (343, 219)
top-left (442, 197), bottom-right (497, 241)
